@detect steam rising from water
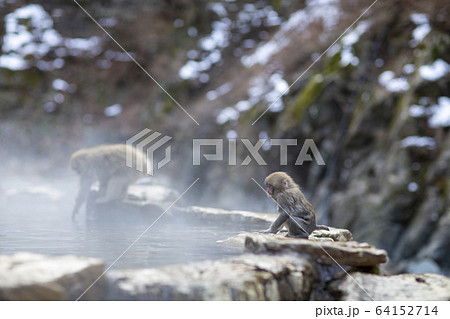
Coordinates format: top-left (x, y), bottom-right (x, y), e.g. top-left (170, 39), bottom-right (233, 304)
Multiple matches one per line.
top-left (0, 152), bottom-right (270, 269)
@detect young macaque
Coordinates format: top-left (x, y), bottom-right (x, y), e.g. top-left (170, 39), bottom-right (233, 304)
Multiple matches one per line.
top-left (260, 171), bottom-right (328, 238)
top-left (70, 144), bottom-right (147, 218)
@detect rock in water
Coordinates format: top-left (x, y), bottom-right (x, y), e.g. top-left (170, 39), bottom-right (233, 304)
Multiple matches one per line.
top-left (0, 253), bottom-right (105, 301)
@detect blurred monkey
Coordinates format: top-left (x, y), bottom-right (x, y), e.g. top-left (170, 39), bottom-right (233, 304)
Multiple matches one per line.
top-left (261, 171), bottom-right (328, 238)
top-left (70, 144), bottom-right (148, 218)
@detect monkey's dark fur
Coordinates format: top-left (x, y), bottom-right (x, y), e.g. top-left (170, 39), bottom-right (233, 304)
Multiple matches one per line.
top-left (261, 171), bottom-right (328, 238)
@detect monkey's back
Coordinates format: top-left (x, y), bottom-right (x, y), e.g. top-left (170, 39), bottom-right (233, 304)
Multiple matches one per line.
top-left (70, 144), bottom-right (147, 179)
top-left (280, 188), bottom-right (317, 237)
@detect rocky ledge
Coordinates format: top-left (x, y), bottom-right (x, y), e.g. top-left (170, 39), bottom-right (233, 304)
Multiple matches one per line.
top-left (105, 254), bottom-right (317, 301)
top-left (244, 234), bottom-right (387, 267)
top-left (0, 253), bottom-right (104, 301)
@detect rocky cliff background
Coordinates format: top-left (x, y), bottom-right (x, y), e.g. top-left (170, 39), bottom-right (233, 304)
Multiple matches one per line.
top-left (0, 0), bottom-right (449, 275)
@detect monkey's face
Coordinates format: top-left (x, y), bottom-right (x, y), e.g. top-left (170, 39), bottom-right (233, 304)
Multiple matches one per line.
top-left (265, 172), bottom-right (292, 199)
top-left (266, 183), bottom-right (274, 196)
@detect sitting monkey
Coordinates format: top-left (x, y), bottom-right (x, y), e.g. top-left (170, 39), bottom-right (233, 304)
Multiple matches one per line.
top-left (70, 144), bottom-right (148, 218)
top-left (260, 171), bottom-right (328, 238)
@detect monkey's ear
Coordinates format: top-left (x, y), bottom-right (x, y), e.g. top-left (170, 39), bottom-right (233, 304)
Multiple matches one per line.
top-left (283, 179), bottom-right (289, 188)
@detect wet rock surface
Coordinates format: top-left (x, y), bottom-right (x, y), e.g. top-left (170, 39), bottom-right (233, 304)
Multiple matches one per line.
top-left (217, 226), bottom-right (352, 249)
top-left (0, 253), bottom-right (105, 301)
top-left (105, 254), bottom-right (317, 301)
top-left (328, 273), bottom-right (450, 301)
top-left (244, 234), bottom-right (387, 267)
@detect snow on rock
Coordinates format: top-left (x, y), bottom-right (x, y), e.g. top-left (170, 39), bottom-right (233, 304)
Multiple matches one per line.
top-left (104, 104), bottom-right (123, 117)
top-left (428, 97), bottom-right (450, 128)
top-left (409, 97), bottom-right (450, 128)
top-left (402, 64), bottom-right (415, 75)
top-left (419, 59), bottom-right (450, 82)
top-left (179, 4), bottom-right (231, 80)
top-left (0, 4), bottom-right (60, 70)
top-left (378, 71), bottom-right (410, 92)
top-left (242, 0), bottom-right (340, 67)
top-left (409, 104), bottom-right (426, 117)
top-left (241, 37), bottom-right (290, 67)
top-left (206, 82), bottom-right (233, 101)
top-left (410, 13), bottom-right (431, 47)
top-left (214, 71), bottom-right (289, 124)
top-left (226, 130), bottom-right (238, 139)
top-left (216, 107), bottom-right (240, 124)
top-left (264, 73), bottom-right (290, 111)
top-left (340, 21), bottom-right (370, 67)
top-left (0, 53), bottom-right (28, 70)
top-left (401, 136), bottom-right (436, 150)
top-left (408, 182), bottom-right (419, 192)
top-left (52, 79), bottom-right (69, 91)
top-left (0, 4), bottom-right (104, 71)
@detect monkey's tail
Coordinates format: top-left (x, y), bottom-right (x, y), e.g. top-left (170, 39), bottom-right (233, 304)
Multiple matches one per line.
top-left (315, 224), bottom-right (330, 231)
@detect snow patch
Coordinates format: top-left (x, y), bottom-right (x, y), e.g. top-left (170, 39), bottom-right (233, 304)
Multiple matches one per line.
top-left (402, 64), bottom-right (415, 75)
top-left (410, 13), bottom-right (431, 47)
top-left (216, 107), bottom-right (240, 124)
top-left (418, 59), bottom-right (450, 81)
top-left (379, 71), bottom-right (410, 92)
top-left (206, 82), bottom-right (233, 101)
top-left (226, 130), bottom-right (238, 139)
top-left (242, 0), bottom-right (340, 67)
top-left (401, 136), bottom-right (436, 149)
top-left (215, 72), bottom-right (289, 124)
top-left (259, 131), bottom-right (271, 151)
top-left (104, 104), bottom-right (123, 117)
top-left (265, 73), bottom-right (289, 112)
top-left (409, 97), bottom-right (450, 128)
top-left (52, 79), bottom-right (69, 91)
top-left (99, 17), bottom-right (117, 28)
top-left (0, 53), bottom-right (28, 70)
top-left (0, 4), bottom-right (105, 71)
top-left (408, 182), bottom-right (419, 192)
top-left (409, 104), bottom-right (426, 117)
top-left (179, 5), bottom-right (231, 80)
top-left (429, 97), bottom-right (450, 128)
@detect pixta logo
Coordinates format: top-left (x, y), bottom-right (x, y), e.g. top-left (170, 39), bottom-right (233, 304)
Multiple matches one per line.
top-left (126, 129), bottom-right (172, 176)
top-left (193, 139), bottom-right (325, 166)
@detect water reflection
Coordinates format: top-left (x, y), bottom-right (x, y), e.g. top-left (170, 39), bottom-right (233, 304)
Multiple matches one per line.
top-left (0, 179), bottom-right (266, 269)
